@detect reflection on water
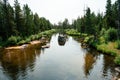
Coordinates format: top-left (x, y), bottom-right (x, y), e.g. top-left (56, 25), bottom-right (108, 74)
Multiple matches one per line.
top-left (58, 34), bottom-right (67, 46)
top-left (83, 49), bottom-right (116, 79)
top-left (0, 34), bottom-right (116, 80)
top-left (0, 44), bottom-right (41, 80)
top-left (103, 54), bottom-right (116, 76)
top-left (84, 50), bottom-right (99, 76)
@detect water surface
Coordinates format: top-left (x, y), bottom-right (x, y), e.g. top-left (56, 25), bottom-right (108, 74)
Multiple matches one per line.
top-left (0, 34), bottom-right (116, 80)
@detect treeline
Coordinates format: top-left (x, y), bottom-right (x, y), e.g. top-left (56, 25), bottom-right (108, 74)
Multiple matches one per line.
top-left (72, 0), bottom-right (119, 36)
top-left (0, 0), bottom-right (52, 42)
top-left (55, 0), bottom-right (120, 42)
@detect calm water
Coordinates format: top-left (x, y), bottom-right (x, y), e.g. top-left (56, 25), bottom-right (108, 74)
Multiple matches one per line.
top-left (0, 34), bottom-right (116, 80)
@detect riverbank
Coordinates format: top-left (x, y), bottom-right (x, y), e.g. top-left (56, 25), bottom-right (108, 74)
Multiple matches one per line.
top-left (0, 29), bottom-right (57, 48)
top-left (65, 29), bottom-right (120, 65)
top-left (5, 40), bottom-right (46, 50)
top-left (90, 40), bottom-right (120, 65)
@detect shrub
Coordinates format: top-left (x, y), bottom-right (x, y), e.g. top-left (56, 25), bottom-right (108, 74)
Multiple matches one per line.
top-left (30, 35), bottom-right (36, 41)
top-left (100, 28), bottom-right (106, 36)
top-left (84, 37), bottom-right (89, 43)
top-left (115, 55), bottom-right (120, 65)
top-left (97, 44), bottom-right (106, 53)
top-left (16, 36), bottom-right (22, 42)
top-left (81, 33), bottom-right (88, 37)
top-left (17, 40), bottom-right (26, 45)
top-left (38, 33), bottom-right (42, 38)
top-left (35, 35), bottom-right (39, 40)
top-left (7, 36), bottom-right (18, 45)
top-left (99, 36), bottom-right (105, 44)
top-left (65, 29), bottom-right (80, 36)
top-left (117, 40), bottom-right (120, 49)
top-left (25, 38), bottom-right (31, 43)
top-left (84, 36), bottom-right (94, 44)
top-left (105, 28), bottom-right (117, 41)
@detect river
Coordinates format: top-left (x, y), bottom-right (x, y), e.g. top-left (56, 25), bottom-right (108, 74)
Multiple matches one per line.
top-left (0, 34), bottom-right (117, 80)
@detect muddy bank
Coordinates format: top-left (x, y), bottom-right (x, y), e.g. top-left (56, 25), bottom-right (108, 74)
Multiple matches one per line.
top-left (5, 39), bottom-right (47, 50)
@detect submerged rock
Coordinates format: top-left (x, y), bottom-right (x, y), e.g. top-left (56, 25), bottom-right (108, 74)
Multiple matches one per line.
top-left (112, 67), bottom-right (120, 80)
top-left (115, 67), bottom-right (120, 73)
top-left (41, 43), bottom-right (50, 48)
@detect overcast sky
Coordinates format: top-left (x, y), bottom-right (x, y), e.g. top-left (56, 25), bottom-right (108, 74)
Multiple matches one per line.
top-left (9, 0), bottom-right (116, 24)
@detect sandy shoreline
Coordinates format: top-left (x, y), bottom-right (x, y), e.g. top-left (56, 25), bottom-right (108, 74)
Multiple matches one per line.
top-left (5, 40), bottom-right (45, 50)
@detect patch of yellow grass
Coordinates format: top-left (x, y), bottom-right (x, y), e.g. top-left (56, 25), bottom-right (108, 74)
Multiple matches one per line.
top-left (108, 42), bottom-right (120, 55)
top-left (97, 42), bottom-right (120, 56)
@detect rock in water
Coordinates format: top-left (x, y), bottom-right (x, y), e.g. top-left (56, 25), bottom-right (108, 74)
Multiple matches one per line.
top-left (115, 67), bottom-right (120, 73)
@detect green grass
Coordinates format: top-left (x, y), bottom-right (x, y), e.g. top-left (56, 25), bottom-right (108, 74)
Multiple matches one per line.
top-left (65, 29), bottom-right (90, 37)
top-left (17, 40), bottom-right (26, 45)
top-left (94, 41), bottom-right (120, 64)
top-left (115, 55), bottom-right (120, 65)
top-left (0, 29), bottom-right (57, 47)
top-left (41, 29), bottom-right (57, 35)
top-left (18, 29), bottom-right (56, 45)
top-left (84, 37), bottom-right (90, 43)
top-left (96, 43), bottom-right (117, 56)
top-left (81, 33), bottom-right (88, 37)
top-left (65, 29), bottom-right (80, 36)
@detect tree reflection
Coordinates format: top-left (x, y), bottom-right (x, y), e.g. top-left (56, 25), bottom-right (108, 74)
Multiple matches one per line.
top-left (83, 48), bottom-right (116, 79)
top-left (102, 54), bottom-right (116, 76)
top-left (0, 44), bottom-right (41, 80)
top-left (83, 49), bottom-right (99, 77)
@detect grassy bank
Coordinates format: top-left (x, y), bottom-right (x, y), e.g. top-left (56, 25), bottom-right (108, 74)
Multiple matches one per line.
top-left (82, 35), bottom-right (120, 65)
top-left (65, 29), bottom-right (88, 37)
top-left (96, 42), bottom-right (118, 56)
top-left (91, 40), bottom-right (120, 63)
top-left (65, 29), bottom-right (120, 65)
top-left (65, 29), bottom-right (81, 36)
top-left (0, 29), bottom-right (57, 47)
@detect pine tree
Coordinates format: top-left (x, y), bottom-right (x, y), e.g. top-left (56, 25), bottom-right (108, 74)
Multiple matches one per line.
top-left (85, 7), bottom-right (92, 34)
top-left (118, 0), bottom-right (120, 38)
top-left (62, 18), bottom-right (69, 29)
top-left (72, 20), bottom-right (77, 29)
top-left (0, 1), bottom-right (4, 40)
top-left (14, 0), bottom-right (25, 36)
top-left (106, 0), bottom-right (112, 16)
top-left (112, 1), bottom-right (118, 29)
top-left (33, 13), bottom-right (40, 34)
top-left (2, 0), bottom-right (9, 39)
top-left (76, 17), bottom-right (81, 32)
top-left (39, 17), bottom-right (51, 31)
top-left (23, 4), bottom-right (34, 36)
top-left (118, 0), bottom-right (120, 24)
top-left (7, 4), bottom-right (17, 36)
top-left (105, 0), bottom-right (113, 28)
top-left (0, 0), bottom-right (16, 40)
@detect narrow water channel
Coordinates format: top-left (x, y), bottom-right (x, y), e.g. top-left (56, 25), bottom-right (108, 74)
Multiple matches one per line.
top-left (0, 34), bottom-right (116, 80)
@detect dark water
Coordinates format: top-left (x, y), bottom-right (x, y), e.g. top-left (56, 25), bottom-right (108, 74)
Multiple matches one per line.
top-left (0, 34), bottom-right (116, 80)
